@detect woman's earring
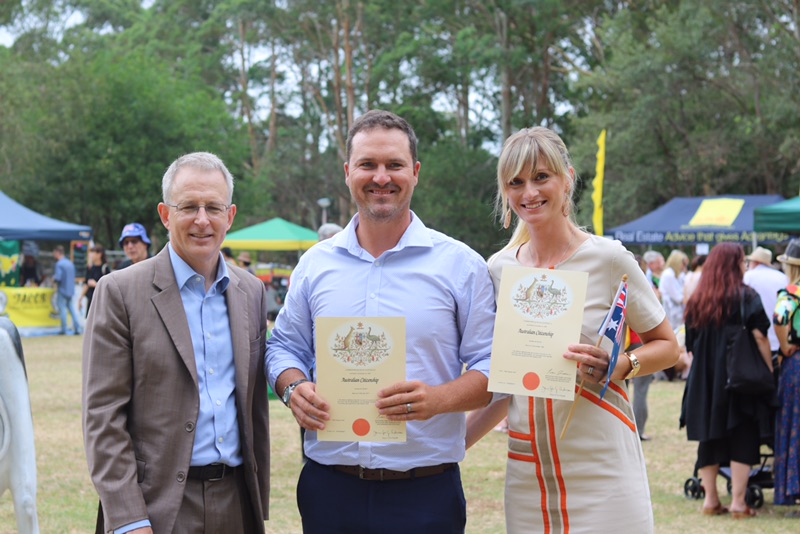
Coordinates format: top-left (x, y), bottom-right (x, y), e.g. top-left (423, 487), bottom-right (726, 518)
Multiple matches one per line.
top-left (503, 208), bottom-right (512, 229)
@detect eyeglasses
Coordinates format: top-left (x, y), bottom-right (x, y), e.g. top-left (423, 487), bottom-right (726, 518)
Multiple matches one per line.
top-left (165, 202), bottom-right (230, 219)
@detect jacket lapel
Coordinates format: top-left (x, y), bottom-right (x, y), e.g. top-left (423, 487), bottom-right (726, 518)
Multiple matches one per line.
top-left (226, 270), bottom-right (253, 417)
top-left (150, 248), bottom-right (198, 385)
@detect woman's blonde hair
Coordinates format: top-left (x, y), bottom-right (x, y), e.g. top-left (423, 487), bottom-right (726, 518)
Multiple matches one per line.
top-left (665, 250), bottom-right (688, 274)
top-left (495, 127), bottom-right (578, 252)
top-left (784, 263), bottom-right (800, 286)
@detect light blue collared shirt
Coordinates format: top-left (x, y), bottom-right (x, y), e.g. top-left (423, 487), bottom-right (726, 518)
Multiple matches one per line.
top-left (116, 246), bottom-right (242, 534)
top-left (54, 257), bottom-right (76, 297)
top-left (267, 212), bottom-right (496, 470)
top-left (168, 244), bottom-right (242, 467)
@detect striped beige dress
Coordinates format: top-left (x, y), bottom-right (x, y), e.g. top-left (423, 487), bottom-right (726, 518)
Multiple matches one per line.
top-left (489, 235), bottom-right (664, 533)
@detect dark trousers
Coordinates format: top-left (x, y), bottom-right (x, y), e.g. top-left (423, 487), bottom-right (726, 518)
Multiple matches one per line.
top-left (297, 459), bottom-right (466, 534)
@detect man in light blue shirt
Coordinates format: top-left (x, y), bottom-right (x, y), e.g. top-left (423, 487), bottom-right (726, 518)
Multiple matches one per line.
top-left (268, 109), bottom-right (496, 533)
top-left (52, 244), bottom-right (82, 335)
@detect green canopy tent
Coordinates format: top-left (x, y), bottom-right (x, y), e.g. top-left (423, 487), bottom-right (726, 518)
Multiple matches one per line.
top-left (222, 217), bottom-right (318, 251)
top-left (753, 196), bottom-right (800, 234)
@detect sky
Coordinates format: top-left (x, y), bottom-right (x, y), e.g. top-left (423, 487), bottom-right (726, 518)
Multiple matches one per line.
top-left (0, 28), bottom-right (13, 46)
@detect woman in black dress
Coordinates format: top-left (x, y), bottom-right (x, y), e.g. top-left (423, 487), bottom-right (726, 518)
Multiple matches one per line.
top-left (80, 245), bottom-right (109, 315)
top-left (680, 242), bottom-right (774, 518)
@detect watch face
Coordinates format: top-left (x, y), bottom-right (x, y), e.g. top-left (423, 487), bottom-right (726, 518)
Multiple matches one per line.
top-left (282, 385), bottom-right (294, 405)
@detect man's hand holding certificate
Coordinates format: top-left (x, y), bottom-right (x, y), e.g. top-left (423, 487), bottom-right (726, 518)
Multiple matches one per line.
top-left (316, 317), bottom-right (406, 442)
top-left (489, 266), bottom-right (588, 400)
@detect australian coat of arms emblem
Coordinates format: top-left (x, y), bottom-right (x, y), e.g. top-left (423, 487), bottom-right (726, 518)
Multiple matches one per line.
top-left (329, 321), bottom-right (391, 366)
top-left (511, 273), bottom-right (571, 320)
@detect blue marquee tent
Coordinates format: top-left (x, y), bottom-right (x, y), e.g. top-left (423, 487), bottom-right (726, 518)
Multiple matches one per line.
top-left (0, 191), bottom-right (92, 242)
top-left (607, 195), bottom-right (789, 245)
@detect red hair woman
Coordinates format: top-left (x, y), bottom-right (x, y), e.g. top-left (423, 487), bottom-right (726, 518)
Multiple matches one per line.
top-left (680, 242), bottom-right (774, 518)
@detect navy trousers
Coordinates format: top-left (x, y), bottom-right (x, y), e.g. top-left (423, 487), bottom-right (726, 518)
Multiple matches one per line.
top-left (297, 459), bottom-right (467, 534)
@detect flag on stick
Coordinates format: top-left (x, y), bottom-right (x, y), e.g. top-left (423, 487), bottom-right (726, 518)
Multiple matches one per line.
top-left (591, 129), bottom-right (607, 236)
top-left (560, 274), bottom-right (628, 439)
top-left (597, 277), bottom-right (628, 399)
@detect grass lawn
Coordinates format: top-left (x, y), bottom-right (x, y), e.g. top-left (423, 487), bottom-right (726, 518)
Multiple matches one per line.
top-left (1, 335), bottom-right (799, 532)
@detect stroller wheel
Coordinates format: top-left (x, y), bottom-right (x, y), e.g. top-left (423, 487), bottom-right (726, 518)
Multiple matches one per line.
top-left (684, 477), bottom-right (705, 500)
top-left (745, 485), bottom-right (764, 509)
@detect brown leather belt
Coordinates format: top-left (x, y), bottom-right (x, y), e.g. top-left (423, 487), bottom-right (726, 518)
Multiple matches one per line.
top-left (188, 463), bottom-right (238, 481)
top-left (327, 462), bottom-right (457, 481)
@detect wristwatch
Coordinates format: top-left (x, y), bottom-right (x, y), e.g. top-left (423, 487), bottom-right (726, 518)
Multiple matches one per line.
top-left (624, 352), bottom-right (641, 380)
top-left (281, 378), bottom-right (309, 406)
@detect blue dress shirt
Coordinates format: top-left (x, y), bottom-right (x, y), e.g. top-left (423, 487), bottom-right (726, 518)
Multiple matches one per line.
top-left (167, 244), bottom-right (242, 467)
top-left (267, 212), bottom-right (496, 470)
top-left (115, 246), bottom-right (243, 534)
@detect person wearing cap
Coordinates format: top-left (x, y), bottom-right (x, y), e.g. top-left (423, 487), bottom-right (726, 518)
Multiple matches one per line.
top-left (237, 251), bottom-right (255, 275)
top-left (83, 152), bottom-right (270, 533)
top-left (117, 222), bottom-right (152, 269)
top-left (744, 246), bottom-right (788, 358)
top-left (773, 238), bottom-right (800, 509)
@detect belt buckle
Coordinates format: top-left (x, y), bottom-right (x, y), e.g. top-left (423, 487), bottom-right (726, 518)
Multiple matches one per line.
top-left (208, 464), bottom-right (226, 482)
top-left (357, 466), bottom-right (384, 481)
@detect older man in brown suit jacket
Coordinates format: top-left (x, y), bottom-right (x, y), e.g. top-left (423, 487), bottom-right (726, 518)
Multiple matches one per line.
top-left (83, 152), bottom-right (269, 533)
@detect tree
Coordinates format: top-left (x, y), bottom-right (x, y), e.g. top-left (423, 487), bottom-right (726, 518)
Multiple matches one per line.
top-left (2, 44), bottom-right (243, 248)
top-left (570, 0), bottom-right (800, 230)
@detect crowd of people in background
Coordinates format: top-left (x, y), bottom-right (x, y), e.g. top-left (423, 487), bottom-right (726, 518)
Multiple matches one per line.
top-left (625, 239), bottom-right (800, 519)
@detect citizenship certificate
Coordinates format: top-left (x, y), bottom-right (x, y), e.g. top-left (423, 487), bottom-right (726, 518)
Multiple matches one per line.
top-left (489, 266), bottom-right (588, 400)
top-left (316, 317), bottom-right (406, 442)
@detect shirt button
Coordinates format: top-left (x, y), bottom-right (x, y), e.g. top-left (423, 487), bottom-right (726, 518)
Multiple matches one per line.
top-left (374, 261), bottom-right (381, 267)
top-left (370, 293), bottom-right (376, 299)
top-left (185, 422), bottom-right (195, 432)
top-left (195, 276), bottom-right (201, 283)
top-left (209, 368), bottom-right (214, 375)
top-left (216, 400), bottom-right (222, 406)
top-left (218, 437), bottom-right (224, 443)
top-left (206, 333), bottom-right (212, 339)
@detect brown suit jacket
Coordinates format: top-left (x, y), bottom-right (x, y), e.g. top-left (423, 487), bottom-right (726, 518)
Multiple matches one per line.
top-left (82, 247), bottom-right (269, 533)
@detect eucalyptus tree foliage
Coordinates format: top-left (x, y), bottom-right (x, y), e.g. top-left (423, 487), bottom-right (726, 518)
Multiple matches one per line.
top-left (0, 0), bottom-right (23, 26)
top-left (413, 140), bottom-right (507, 258)
top-left (570, 0), bottom-right (800, 231)
top-left (10, 1), bottom-right (799, 255)
top-left (0, 45), bottom-right (242, 249)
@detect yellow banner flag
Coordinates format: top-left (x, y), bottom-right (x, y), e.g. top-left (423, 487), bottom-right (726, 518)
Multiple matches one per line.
top-left (591, 129), bottom-right (607, 235)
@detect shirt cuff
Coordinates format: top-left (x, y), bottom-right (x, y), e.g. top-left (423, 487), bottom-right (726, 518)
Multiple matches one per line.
top-left (115, 519), bottom-right (151, 534)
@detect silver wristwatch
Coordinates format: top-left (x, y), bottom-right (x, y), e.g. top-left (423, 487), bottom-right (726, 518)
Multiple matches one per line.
top-left (281, 378), bottom-right (309, 406)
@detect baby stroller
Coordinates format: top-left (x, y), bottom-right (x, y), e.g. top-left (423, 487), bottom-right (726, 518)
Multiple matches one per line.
top-left (683, 350), bottom-right (781, 509)
top-left (683, 447), bottom-right (774, 509)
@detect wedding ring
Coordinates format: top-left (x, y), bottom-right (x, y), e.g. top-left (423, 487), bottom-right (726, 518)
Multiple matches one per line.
top-left (406, 403), bottom-right (412, 414)
top-left (587, 366), bottom-right (595, 377)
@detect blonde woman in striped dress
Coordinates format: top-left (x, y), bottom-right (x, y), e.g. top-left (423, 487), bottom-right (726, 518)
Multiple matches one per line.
top-left (467, 127), bottom-right (679, 533)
